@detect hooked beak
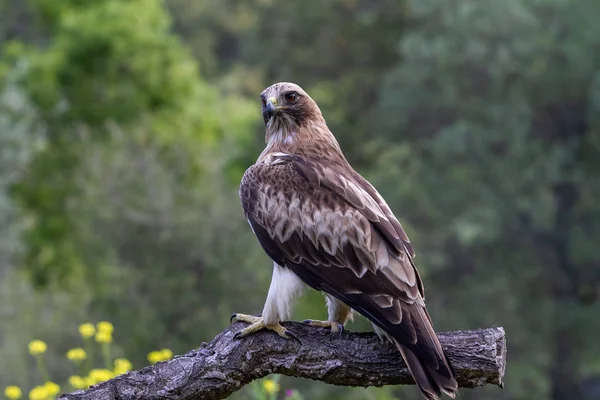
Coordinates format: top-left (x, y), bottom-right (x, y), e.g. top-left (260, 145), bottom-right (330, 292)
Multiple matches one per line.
top-left (262, 96), bottom-right (278, 122)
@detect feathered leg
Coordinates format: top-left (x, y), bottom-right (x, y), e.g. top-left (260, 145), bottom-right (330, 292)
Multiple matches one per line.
top-left (303, 294), bottom-right (353, 335)
top-left (232, 263), bottom-right (304, 339)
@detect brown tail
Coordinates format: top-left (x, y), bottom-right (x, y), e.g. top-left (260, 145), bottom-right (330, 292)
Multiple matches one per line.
top-left (396, 306), bottom-right (458, 400)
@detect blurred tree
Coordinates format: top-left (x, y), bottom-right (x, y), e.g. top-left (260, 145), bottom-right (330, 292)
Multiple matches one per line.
top-left (10, 0), bottom-right (201, 286)
top-left (0, 55), bottom-right (94, 392)
top-left (0, 59), bottom-right (39, 277)
top-left (371, 0), bottom-right (600, 399)
top-left (5, 0), bottom-right (264, 366)
top-left (0, 0), bottom-right (39, 43)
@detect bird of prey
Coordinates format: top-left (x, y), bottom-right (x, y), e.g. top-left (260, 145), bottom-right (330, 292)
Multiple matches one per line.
top-left (232, 82), bottom-right (458, 400)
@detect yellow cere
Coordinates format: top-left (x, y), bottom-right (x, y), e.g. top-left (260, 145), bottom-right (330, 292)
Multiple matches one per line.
top-left (66, 347), bottom-right (87, 362)
top-left (96, 321), bottom-right (114, 334)
top-left (43, 382), bottom-right (60, 396)
top-left (113, 358), bottom-right (132, 375)
top-left (95, 330), bottom-right (112, 343)
top-left (28, 340), bottom-right (47, 356)
top-left (68, 376), bottom-right (87, 390)
top-left (4, 386), bottom-right (22, 399)
top-left (78, 323), bottom-right (96, 339)
top-left (28, 385), bottom-right (47, 400)
top-left (263, 379), bottom-right (280, 394)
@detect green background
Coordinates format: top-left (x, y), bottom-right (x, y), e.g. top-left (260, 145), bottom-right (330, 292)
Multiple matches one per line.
top-left (1, 0), bottom-right (599, 399)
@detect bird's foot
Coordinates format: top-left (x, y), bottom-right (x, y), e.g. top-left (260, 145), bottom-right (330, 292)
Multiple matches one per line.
top-left (230, 313), bottom-right (297, 340)
top-left (302, 319), bottom-right (344, 336)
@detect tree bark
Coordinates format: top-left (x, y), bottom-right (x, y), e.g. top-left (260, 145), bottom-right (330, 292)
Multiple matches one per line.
top-left (59, 322), bottom-right (506, 400)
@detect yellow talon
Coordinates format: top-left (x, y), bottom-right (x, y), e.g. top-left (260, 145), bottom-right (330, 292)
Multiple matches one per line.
top-left (302, 319), bottom-right (344, 335)
top-left (231, 313), bottom-right (297, 340)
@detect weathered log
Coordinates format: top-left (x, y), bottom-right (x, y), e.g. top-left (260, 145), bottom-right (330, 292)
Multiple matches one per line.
top-left (59, 322), bottom-right (506, 400)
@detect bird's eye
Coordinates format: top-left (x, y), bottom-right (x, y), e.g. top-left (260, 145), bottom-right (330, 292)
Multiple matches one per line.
top-left (260, 96), bottom-right (266, 106)
top-left (284, 92), bottom-right (298, 103)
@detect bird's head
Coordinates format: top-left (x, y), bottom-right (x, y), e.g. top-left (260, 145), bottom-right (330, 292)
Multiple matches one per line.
top-left (260, 82), bottom-right (323, 128)
top-left (258, 82), bottom-right (341, 158)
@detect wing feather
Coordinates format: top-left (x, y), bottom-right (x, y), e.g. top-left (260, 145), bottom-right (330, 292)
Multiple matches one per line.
top-left (290, 155), bottom-right (415, 255)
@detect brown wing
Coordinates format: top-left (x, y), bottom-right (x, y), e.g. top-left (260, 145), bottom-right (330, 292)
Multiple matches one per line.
top-left (240, 155), bottom-right (457, 399)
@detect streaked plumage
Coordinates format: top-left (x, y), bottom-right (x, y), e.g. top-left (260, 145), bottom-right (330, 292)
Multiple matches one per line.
top-left (237, 82), bottom-right (458, 399)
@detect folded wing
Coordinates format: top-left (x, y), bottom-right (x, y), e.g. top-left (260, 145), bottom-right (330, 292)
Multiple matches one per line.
top-left (240, 154), bottom-right (457, 399)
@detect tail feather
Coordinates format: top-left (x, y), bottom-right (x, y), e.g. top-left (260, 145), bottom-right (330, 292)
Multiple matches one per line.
top-left (398, 344), bottom-right (457, 400)
top-left (344, 295), bottom-right (458, 399)
top-left (396, 305), bottom-right (458, 399)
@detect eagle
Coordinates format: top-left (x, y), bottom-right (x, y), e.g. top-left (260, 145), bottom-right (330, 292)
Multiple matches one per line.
top-left (232, 82), bottom-right (458, 400)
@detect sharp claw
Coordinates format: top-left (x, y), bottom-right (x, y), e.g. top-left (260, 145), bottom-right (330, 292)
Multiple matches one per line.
top-left (230, 313), bottom-right (238, 323)
top-left (233, 331), bottom-right (241, 340)
top-left (327, 323), bottom-right (344, 339)
top-left (284, 329), bottom-right (295, 338)
top-left (302, 319), bottom-right (312, 324)
top-left (284, 329), bottom-right (301, 343)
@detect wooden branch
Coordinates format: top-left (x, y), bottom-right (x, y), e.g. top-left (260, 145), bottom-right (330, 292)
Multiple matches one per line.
top-left (59, 322), bottom-right (506, 400)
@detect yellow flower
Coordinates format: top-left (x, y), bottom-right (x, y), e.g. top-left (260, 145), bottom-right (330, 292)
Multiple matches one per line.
top-left (28, 340), bottom-right (47, 356)
top-left (96, 321), bottom-right (114, 334)
top-left (95, 331), bottom-right (112, 343)
top-left (43, 382), bottom-right (60, 397)
top-left (78, 323), bottom-right (96, 339)
top-left (66, 348), bottom-right (87, 362)
top-left (147, 348), bottom-right (173, 364)
top-left (4, 386), bottom-right (22, 399)
top-left (88, 369), bottom-right (114, 384)
top-left (83, 377), bottom-right (95, 388)
top-left (68, 376), bottom-right (87, 390)
top-left (113, 358), bottom-right (132, 375)
top-left (263, 379), bottom-right (280, 394)
top-left (147, 351), bottom-right (162, 364)
top-left (28, 385), bottom-right (47, 400)
top-left (160, 348), bottom-right (173, 360)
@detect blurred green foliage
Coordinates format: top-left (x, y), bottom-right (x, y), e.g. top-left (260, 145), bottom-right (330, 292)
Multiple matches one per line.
top-left (1, 0), bottom-right (599, 399)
